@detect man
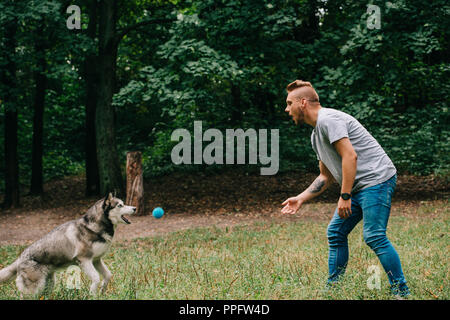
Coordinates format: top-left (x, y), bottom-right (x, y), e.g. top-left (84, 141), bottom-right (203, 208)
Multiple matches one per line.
top-left (281, 80), bottom-right (410, 297)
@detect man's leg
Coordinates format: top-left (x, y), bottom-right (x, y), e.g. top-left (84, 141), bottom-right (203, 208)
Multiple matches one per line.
top-left (360, 175), bottom-right (409, 296)
top-left (326, 200), bottom-right (362, 285)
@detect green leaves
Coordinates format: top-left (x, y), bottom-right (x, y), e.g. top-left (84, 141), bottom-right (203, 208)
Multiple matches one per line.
top-left (1, 0), bottom-right (448, 187)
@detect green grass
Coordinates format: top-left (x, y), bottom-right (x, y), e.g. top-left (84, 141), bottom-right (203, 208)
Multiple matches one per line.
top-left (0, 201), bottom-right (448, 300)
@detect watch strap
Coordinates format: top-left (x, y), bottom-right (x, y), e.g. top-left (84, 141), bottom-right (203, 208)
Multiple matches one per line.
top-left (340, 193), bottom-right (352, 200)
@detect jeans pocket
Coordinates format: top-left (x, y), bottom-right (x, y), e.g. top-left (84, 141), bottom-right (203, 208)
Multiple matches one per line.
top-left (378, 181), bottom-right (394, 208)
top-left (388, 174), bottom-right (397, 189)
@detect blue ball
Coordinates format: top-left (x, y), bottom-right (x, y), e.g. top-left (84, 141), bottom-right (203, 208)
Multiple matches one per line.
top-left (152, 207), bottom-right (164, 219)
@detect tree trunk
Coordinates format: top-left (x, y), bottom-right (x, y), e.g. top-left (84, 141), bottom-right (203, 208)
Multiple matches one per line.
top-left (30, 38), bottom-right (47, 196)
top-left (85, 73), bottom-right (100, 196)
top-left (126, 151), bottom-right (145, 215)
top-left (85, 0), bottom-right (100, 196)
top-left (93, 1), bottom-right (174, 198)
top-left (96, 0), bottom-right (124, 196)
top-left (2, 19), bottom-right (20, 209)
top-left (4, 110), bottom-right (20, 209)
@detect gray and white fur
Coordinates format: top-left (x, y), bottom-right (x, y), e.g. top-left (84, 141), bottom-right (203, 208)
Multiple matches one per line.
top-left (0, 193), bottom-right (136, 297)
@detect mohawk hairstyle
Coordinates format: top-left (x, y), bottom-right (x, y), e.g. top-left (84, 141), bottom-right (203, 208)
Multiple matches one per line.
top-left (286, 80), bottom-right (319, 102)
top-left (286, 80), bottom-right (313, 92)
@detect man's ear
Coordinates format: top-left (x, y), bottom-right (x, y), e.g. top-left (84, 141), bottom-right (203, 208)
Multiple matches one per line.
top-left (300, 98), bottom-right (306, 109)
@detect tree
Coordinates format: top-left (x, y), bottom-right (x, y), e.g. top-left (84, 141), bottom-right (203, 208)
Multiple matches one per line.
top-left (94, 0), bottom-right (175, 196)
top-left (1, 17), bottom-right (20, 208)
top-left (29, 26), bottom-right (48, 196)
top-left (84, 0), bottom-right (100, 196)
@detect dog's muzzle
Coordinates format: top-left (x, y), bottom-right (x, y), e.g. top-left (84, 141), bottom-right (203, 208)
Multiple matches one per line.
top-left (122, 207), bottom-right (136, 224)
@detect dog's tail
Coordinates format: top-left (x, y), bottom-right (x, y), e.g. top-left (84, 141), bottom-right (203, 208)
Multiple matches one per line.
top-left (0, 260), bottom-right (18, 283)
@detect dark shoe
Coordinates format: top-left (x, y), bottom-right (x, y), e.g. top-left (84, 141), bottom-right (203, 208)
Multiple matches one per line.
top-left (390, 283), bottom-right (410, 299)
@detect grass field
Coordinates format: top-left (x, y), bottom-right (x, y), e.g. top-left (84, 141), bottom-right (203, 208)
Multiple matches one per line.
top-left (0, 200), bottom-right (448, 300)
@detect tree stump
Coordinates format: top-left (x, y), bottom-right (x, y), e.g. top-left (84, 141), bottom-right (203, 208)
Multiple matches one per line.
top-left (126, 151), bottom-right (145, 215)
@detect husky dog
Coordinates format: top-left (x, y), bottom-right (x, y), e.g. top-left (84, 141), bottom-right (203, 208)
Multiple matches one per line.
top-left (0, 193), bottom-right (136, 296)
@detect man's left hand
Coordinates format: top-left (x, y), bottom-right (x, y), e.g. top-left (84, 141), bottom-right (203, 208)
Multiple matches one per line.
top-left (338, 198), bottom-right (352, 219)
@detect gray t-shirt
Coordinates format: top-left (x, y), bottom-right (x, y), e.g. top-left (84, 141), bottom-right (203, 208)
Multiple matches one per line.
top-left (311, 107), bottom-right (396, 193)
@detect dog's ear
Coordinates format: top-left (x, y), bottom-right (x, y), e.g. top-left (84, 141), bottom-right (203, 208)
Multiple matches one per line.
top-left (104, 192), bottom-right (113, 201)
top-left (102, 192), bottom-right (113, 210)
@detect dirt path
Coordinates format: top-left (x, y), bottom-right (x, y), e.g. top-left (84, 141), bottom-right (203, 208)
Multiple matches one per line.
top-left (0, 172), bottom-right (448, 246)
top-left (0, 202), bottom-right (335, 246)
top-left (1, 200), bottom-right (448, 246)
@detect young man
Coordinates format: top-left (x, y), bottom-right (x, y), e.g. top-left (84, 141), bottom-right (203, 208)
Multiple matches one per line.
top-left (281, 80), bottom-right (410, 297)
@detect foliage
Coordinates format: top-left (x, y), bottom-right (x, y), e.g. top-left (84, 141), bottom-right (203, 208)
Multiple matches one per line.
top-left (0, 0), bottom-right (449, 193)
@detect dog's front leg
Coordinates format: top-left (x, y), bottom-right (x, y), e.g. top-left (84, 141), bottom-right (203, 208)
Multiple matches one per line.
top-left (94, 259), bottom-right (112, 293)
top-left (79, 259), bottom-right (101, 296)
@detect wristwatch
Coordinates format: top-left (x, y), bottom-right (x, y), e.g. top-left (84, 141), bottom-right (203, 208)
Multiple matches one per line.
top-left (340, 193), bottom-right (352, 200)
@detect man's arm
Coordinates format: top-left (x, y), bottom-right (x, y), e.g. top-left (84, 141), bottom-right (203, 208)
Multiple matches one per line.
top-left (298, 161), bottom-right (334, 203)
top-left (333, 137), bottom-right (357, 218)
top-left (333, 137), bottom-right (357, 194)
top-left (281, 161), bottom-right (334, 214)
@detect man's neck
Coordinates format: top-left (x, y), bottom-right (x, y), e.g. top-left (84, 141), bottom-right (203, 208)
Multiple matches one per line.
top-left (306, 105), bottom-right (322, 127)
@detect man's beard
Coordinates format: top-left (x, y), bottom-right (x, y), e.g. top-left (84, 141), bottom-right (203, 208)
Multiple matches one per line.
top-left (295, 109), bottom-right (305, 125)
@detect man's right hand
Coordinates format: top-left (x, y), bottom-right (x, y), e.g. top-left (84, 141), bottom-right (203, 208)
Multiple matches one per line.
top-left (281, 196), bottom-right (303, 215)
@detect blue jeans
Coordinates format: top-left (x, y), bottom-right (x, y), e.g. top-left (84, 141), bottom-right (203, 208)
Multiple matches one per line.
top-left (326, 174), bottom-right (409, 296)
